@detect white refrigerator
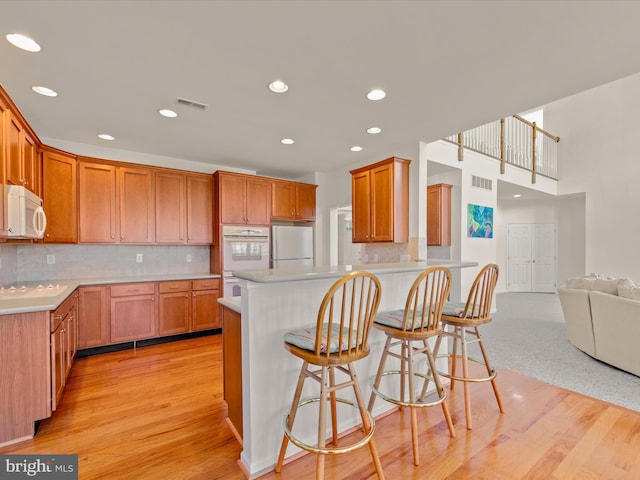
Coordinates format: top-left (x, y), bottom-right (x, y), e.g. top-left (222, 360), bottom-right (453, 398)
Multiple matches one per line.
top-left (271, 225), bottom-right (314, 268)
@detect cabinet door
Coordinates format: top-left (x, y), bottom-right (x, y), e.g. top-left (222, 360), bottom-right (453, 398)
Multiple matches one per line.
top-left (64, 307), bottom-right (77, 379)
top-left (222, 306), bottom-right (242, 438)
top-left (271, 181), bottom-right (296, 219)
top-left (295, 184), bottom-right (316, 221)
top-left (6, 112), bottom-right (23, 187)
top-left (110, 294), bottom-right (156, 343)
top-left (50, 325), bottom-right (65, 411)
top-left (78, 286), bottom-right (109, 348)
top-left (351, 170), bottom-right (371, 242)
top-left (245, 177), bottom-right (269, 225)
top-left (427, 184), bottom-right (452, 246)
top-left (78, 161), bottom-right (117, 243)
top-left (118, 166), bottom-right (155, 243)
top-left (42, 149), bottom-right (78, 243)
top-left (155, 171), bottom-right (186, 243)
top-left (22, 132), bottom-right (38, 194)
top-left (192, 289), bottom-right (220, 330)
top-left (370, 163), bottom-right (394, 242)
top-left (219, 174), bottom-right (247, 224)
top-left (158, 292), bottom-right (191, 336)
top-left (187, 174), bottom-right (213, 243)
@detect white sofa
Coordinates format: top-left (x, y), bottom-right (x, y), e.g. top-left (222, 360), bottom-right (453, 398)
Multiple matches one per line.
top-left (558, 276), bottom-right (640, 377)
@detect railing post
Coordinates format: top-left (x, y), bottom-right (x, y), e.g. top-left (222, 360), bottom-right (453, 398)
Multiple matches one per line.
top-left (532, 121), bottom-right (537, 184)
top-left (500, 118), bottom-right (505, 174)
top-left (457, 133), bottom-right (463, 161)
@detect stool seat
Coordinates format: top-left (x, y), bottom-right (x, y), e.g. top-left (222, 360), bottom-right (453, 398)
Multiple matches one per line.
top-left (367, 266), bottom-right (455, 467)
top-left (275, 271), bottom-right (385, 480)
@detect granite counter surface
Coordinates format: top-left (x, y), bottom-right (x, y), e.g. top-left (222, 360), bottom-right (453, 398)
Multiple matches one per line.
top-left (232, 260), bottom-right (478, 284)
top-left (0, 273), bottom-right (220, 315)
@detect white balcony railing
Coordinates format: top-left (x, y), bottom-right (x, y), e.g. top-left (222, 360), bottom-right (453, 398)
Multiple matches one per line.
top-left (445, 115), bottom-right (559, 182)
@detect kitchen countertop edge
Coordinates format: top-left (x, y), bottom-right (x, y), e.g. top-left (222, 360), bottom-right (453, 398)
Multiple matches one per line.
top-left (0, 273), bottom-right (221, 315)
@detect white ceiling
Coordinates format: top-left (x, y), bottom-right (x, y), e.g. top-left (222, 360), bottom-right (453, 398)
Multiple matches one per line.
top-left (2, 1), bottom-right (640, 180)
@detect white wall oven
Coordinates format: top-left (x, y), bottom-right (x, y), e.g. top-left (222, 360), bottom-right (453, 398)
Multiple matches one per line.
top-left (222, 225), bottom-right (270, 297)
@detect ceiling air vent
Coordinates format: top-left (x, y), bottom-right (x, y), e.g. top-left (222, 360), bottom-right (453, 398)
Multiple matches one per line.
top-left (472, 175), bottom-right (493, 191)
top-left (176, 97), bottom-right (208, 110)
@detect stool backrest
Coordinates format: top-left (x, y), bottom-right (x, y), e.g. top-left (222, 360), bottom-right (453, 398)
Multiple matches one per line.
top-left (460, 263), bottom-right (499, 320)
top-left (401, 266), bottom-right (452, 333)
top-left (314, 271), bottom-right (382, 360)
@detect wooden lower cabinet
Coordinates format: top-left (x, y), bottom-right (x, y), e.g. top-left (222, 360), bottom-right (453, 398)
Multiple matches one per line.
top-left (158, 281), bottom-right (191, 336)
top-left (78, 278), bottom-right (221, 349)
top-left (78, 286), bottom-right (109, 348)
top-left (192, 279), bottom-right (220, 330)
top-left (50, 290), bottom-right (78, 411)
top-left (221, 305), bottom-right (242, 442)
top-left (110, 283), bottom-right (157, 343)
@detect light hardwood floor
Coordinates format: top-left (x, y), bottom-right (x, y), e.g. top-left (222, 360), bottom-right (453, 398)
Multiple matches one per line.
top-left (2, 335), bottom-right (640, 479)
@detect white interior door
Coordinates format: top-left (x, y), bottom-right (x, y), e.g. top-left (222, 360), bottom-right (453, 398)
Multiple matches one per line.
top-left (507, 224), bottom-right (532, 292)
top-left (508, 223), bottom-right (556, 292)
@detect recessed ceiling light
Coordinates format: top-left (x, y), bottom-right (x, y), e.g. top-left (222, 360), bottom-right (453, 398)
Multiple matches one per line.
top-left (367, 89), bottom-right (386, 101)
top-left (367, 127), bottom-right (382, 134)
top-left (158, 109), bottom-right (178, 118)
top-left (6, 33), bottom-right (41, 52)
top-left (281, 138), bottom-right (294, 145)
top-left (269, 80), bottom-right (289, 93)
top-left (98, 134), bottom-right (115, 141)
top-left (31, 86), bottom-right (57, 97)
top-left (350, 146), bottom-right (363, 152)
top-left (513, 194), bottom-right (522, 198)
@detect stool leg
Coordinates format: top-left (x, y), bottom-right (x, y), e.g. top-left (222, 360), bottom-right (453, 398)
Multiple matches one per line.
top-left (460, 328), bottom-right (472, 429)
top-left (475, 327), bottom-right (504, 413)
top-left (450, 326), bottom-right (459, 391)
top-left (368, 336), bottom-right (392, 412)
top-left (329, 366), bottom-right (339, 445)
top-left (406, 340), bottom-right (420, 466)
top-left (276, 361), bottom-right (309, 472)
top-left (316, 366), bottom-right (329, 480)
top-left (424, 345), bottom-right (456, 438)
top-left (349, 363), bottom-right (385, 480)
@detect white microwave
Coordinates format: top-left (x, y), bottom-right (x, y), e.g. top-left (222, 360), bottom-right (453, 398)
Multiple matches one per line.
top-left (6, 185), bottom-right (47, 239)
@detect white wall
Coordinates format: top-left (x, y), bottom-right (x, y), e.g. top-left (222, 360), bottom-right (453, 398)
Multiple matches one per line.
top-left (545, 71), bottom-right (640, 280)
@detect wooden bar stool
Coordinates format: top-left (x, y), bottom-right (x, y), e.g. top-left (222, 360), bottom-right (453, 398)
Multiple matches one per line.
top-left (433, 263), bottom-right (503, 430)
top-left (275, 271), bottom-right (385, 480)
top-left (367, 266), bottom-right (455, 466)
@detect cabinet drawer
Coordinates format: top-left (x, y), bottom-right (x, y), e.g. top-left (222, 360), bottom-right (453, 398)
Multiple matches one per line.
top-left (110, 283), bottom-right (156, 297)
top-left (158, 281), bottom-right (190, 293)
top-left (192, 278), bottom-right (219, 291)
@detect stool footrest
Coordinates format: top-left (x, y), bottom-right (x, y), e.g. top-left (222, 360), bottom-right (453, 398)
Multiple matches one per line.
top-left (370, 370), bottom-right (447, 408)
top-left (436, 354), bottom-right (497, 383)
top-left (283, 397), bottom-right (375, 455)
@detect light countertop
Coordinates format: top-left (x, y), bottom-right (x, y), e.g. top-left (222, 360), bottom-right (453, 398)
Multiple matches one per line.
top-left (217, 296), bottom-right (241, 313)
top-left (0, 273), bottom-right (220, 315)
top-left (232, 259), bottom-right (478, 284)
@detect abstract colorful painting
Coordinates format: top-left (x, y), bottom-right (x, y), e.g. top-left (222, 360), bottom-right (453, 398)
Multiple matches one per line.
top-left (467, 204), bottom-right (493, 238)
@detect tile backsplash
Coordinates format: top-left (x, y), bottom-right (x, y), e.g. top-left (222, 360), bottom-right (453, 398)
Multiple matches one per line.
top-left (0, 244), bottom-right (210, 286)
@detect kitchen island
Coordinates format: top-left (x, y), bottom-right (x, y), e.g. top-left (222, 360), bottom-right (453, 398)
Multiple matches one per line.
top-left (225, 260), bottom-right (477, 478)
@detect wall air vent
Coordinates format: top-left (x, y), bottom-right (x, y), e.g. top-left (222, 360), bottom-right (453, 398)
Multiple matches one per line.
top-left (472, 175), bottom-right (493, 191)
top-left (176, 97), bottom-right (208, 110)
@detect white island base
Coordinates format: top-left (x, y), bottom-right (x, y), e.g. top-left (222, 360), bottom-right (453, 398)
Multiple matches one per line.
top-left (231, 260), bottom-right (477, 478)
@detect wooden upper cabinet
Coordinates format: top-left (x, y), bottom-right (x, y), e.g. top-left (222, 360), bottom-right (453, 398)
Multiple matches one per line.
top-left (0, 97), bottom-right (8, 237)
top-left (351, 170), bottom-right (371, 243)
top-left (155, 171), bottom-right (187, 244)
top-left (427, 183), bottom-right (452, 246)
top-left (186, 174), bottom-right (213, 244)
top-left (5, 110), bottom-right (40, 195)
top-left (42, 147), bottom-right (78, 243)
top-left (78, 159), bottom-right (117, 243)
top-left (215, 171), bottom-right (269, 225)
top-left (350, 157), bottom-right (410, 243)
top-left (118, 166), bottom-right (154, 243)
top-left (271, 180), bottom-right (317, 221)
